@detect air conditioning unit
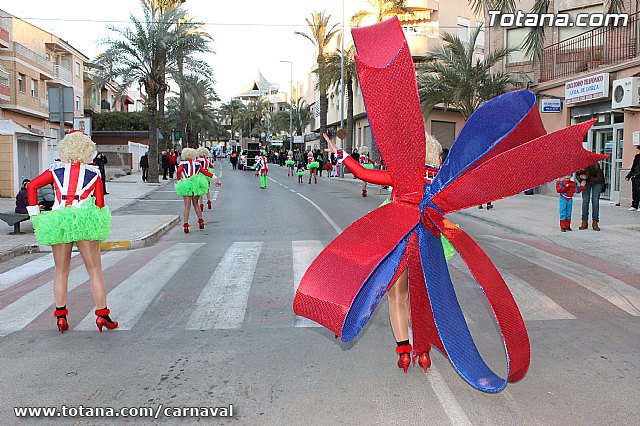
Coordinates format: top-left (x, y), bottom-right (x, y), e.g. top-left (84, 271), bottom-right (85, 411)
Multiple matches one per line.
top-left (611, 77), bottom-right (640, 109)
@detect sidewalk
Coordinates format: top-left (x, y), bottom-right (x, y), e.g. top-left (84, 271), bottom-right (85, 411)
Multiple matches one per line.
top-left (318, 173), bottom-right (640, 269)
top-left (0, 172), bottom-right (178, 261)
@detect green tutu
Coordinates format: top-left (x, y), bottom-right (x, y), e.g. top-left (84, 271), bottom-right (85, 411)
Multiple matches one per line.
top-left (296, 171), bottom-right (305, 177)
top-left (175, 173), bottom-right (209, 196)
top-left (31, 197), bottom-right (111, 246)
top-left (203, 168), bottom-right (215, 183)
top-left (285, 160), bottom-right (295, 165)
top-left (378, 198), bottom-right (455, 262)
top-left (307, 161), bottom-right (319, 169)
top-left (362, 163), bottom-right (374, 170)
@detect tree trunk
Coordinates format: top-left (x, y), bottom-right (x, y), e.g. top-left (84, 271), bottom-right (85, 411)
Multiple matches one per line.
top-left (178, 54), bottom-right (188, 147)
top-left (147, 90), bottom-right (160, 183)
top-left (346, 78), bottom-right (354, 154)
top-left (318, 54), bottom-right (328, 150)
top-left (158, 88), bottom-right (167, 150)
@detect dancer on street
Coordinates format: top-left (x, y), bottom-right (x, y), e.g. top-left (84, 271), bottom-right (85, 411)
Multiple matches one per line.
top-left (286, 150), bottom-right (295, 176)
top-left (26, 131), bottom-right (118, 333)
top-left (358, 145), bottom-right (374, 196)
top-left (307, 150), bottom-right (319, 184)
top-left (255, 150), bottom-right (269, 189)
top-left (196, 147), bottom-right (221, 211)
top-left (175, 148), bottom-right (213, 233)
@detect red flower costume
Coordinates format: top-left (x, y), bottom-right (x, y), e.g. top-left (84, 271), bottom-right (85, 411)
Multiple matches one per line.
top-left (293, 18), bottom-right (606, 392)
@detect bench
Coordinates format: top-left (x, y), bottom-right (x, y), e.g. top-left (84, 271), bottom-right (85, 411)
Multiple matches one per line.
top-left (0, 212), bottom-right (30, 234)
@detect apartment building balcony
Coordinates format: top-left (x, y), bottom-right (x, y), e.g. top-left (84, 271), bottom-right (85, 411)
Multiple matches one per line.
top-left (0, 28), bottom-right (10, 49)
top-left (10, 42), bottom-right (54, 80)
top-left (0, 66), bottom-right (9, 101)
top-left (540, 12), bottom-right (640, 82)
top-left (48, 64), bottom-right (73, 87)
top-left (403, 24), bottom-right (438, 57)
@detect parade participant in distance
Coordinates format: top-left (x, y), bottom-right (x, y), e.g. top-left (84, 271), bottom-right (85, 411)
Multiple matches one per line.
top-left (307, 150), bottom-right (319, 184)
top-left (26, 131), bottom-right (117, 333)
top-left (358, 145), bottom-right (374, 197)
top-left (255, 149), bottom-right (269, 189)
top-left (175, 147), bottom-right (213, 233)
top-left (296, 161), bottom-right (305, 184)
top-left (286, 150), bottom-right (295, 177)
top-left (196, 147), bottom-right (221, 211)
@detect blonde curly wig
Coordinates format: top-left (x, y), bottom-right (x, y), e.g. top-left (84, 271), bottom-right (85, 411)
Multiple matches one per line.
top-left (181, 148), bottom-right (197, 161)
top-left (425, 132), bottom-right (442, 167)
top-left (58, 131), bottom-right (96, 164)
top-left (358, 145), bottom-right (369, 155)
top-left (196, 147), bottom-right (211, 158)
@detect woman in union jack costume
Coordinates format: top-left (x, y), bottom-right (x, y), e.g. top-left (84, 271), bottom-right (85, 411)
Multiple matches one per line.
top-left (175, 147), bottom-right (213, 233)
top-left (358, 145), bottom-right (375, 197)
top-left (285, 150), bottom-right (295, 176)
top-left (306, 150), bottom-right (319, 184)
top-left (196, 147), bottom-right (221, 211)
top-left (26, 130), bottom-right (118, 334)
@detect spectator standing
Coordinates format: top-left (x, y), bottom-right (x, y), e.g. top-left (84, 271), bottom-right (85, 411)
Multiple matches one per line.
top-left (161, 151), bottom-right (169, 180)
top-left (625, 145), bottom-right (640, 211)
top-left (168, 149), bottom-right (178, 178)
top-left (578, 161), bottom-right (605, 231)
top-left (140, 152), bottom-right (149, 182)
top-left (316, 149), bottom-right (325, 177)
top-left (230, 150), bottom-right (238, 170)
top-left (351, 149), bottom-right (360, 178)
top-left (93, 153), bottom-right (108, 194)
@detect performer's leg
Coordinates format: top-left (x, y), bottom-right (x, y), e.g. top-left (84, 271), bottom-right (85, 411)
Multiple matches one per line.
top-left (387, 269), bottom-right (409, 342)
top-left (362, 181), bottom-right (368, 197)
top-left (183, 196), bottom-right (191, 223)
top-left (76, 240), bottom-right (106, 310)
top-left (52, 243), bottom-right (74, 308)
top-left (192, 196), bottom-right (203, 220)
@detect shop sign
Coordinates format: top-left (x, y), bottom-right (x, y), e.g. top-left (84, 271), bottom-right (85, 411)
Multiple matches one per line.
top-left (540, 98), bottom-right (562, 113)
top-left (565, 73), bottom-right (609, 104)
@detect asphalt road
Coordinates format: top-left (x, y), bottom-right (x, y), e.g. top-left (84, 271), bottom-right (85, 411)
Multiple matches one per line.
top-left (1, 161), bottom-right (638, 425)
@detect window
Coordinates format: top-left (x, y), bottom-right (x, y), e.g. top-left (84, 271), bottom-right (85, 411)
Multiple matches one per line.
top-left (431, 121), bottom-right (456, 148)
top-left (475, 26), bottom-right (485, 61)
top-left (75, 62), bottom-right (81, 77)
top-left (18, 73), bottom-right (25, 92)
top-left (457, 17), bottom-right (470, 44)
top-left (0, 66), bottom-right (8, 88)
top-left (507, 28), bottom-right (533, 64)
top-left (76, 96), bottom-right (81, 111)
top-left (31, 79), bottom-right (37, 97)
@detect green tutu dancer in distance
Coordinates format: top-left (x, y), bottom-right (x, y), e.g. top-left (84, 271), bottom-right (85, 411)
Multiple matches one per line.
top-left (176, 148), bottom-right (214, 233)
top-left (196, 147), bottom-right (221, 211)
top-left (26, 130), bottom-right (118, 334)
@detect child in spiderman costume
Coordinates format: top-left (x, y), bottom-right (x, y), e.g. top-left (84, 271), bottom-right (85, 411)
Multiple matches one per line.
top-left (26, 130), bottom-right (118, 333)
top-left (175, 147), bottom-right (213, 233)
top-left (556, 174), bottom-right (585, 231)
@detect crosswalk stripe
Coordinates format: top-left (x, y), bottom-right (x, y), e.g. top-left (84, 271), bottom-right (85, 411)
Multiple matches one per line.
top-left (486, 236), bottom-right (640, 316)
top-left (450, 262), bottom-right (576, 321)
top-left (75, 243), bottom-right (204, 330)
top-left (186, 242), bottom-right (263, 330)
top-left (0, 251), bottom-right (130, 337)
top-left (0, 253), bottom-right (74, 292)
top-left (292, 240), bottom-right (324, 327)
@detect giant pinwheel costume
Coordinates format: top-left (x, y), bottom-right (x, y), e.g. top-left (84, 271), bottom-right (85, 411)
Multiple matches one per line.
top-left (293, 18), bottom-right (607, 393)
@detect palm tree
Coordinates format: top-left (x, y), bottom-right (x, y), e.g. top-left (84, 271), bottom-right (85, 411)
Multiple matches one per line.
top-left (324, 45), bottom-right (357, 153)
top-left (352, 0), bottom-right (411, 24)
top-left (272, 98), bottom-right (313, 138)
top-left (167, 76), bottom-right (219, 147)
top-left (417, 25), bottom-right (525, 120)
top-left (239, 97), bottom-right (270, 138)
top-left (468, 1), bottom-right (626, 61)
top-left (97, 4), bottom-right (188, 183)
top-left (295, 11), bottom-right (339, 149)
top-left (219, 99), bottom-right (245, 140)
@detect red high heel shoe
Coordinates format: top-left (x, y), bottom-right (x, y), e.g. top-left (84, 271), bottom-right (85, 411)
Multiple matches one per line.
top-left (95, 308), bottom-right (118, 332)
top-left (417, 351), bottom-right (431, 373)
top-left (199, 203), bottom-right (204, 211)
top-left (198, 219), bottom-right (205, 230)
top-left (362, 189), bottom-right (367, 197)
top-left (396, 344), bottom-right (412, 374)
top-left (183, 223), bottom-right (189, 233)
top-left (207, 200), bottom-right (212, 209)
top-left (54, 307), bottom-right (68, 333)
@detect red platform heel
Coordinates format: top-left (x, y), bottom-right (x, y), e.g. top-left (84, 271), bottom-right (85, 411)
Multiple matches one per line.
top-left (417, 351), bottom-right (431, 373)
top-left (183, 223), bottom-right (189, 233)
top-left (207, 200), bottom-right (212, 209)
top-left (95, 308), bottom-right (118, 332)
top-left (198, 218), bottom-right (205, 230)
top-left (54, 307), bottom-right (68, 333)
top-left (396, 344), bottom-right (412, 374)
top-left (199, 203), bottom-right (204, 211)
top-left (362, 189), bottom-right (367, 197)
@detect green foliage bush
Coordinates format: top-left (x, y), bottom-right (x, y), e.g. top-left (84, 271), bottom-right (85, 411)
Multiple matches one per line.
top-left (93, 111), bottom-right (149, 131)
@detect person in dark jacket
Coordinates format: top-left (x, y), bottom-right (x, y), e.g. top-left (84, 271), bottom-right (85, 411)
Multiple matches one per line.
top-left (351, 149), bottom-right (360, 179)
top-left (93, 153), bottom-right (108, 194)
top-left (15, 179), bottom-right (30, 214)
top-left (140, 153), bottom-right (149, 182)
top-left (578, 161), bottom-right (605, 231)
top-left (625, 144), bottom-right (640, 211)
top-left (161, 151), bottom-right (169, 180)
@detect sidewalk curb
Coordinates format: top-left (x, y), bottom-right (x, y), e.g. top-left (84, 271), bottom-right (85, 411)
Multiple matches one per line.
top-left (98, 215), bottom-right (180, 251)
top-left (0, 244), bottom-right (39, 263)
top-left (454, 210), bottom-right (536, 238)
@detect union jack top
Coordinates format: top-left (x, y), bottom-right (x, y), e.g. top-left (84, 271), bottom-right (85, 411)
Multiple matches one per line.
top-left (359, 154), bottom-right (372, 165)
top-left (198, 157), bottom-right (213, 170)
top-left (177, 160), bottom-right (213, 180)
top-left (255, 155), bottom-right (268, 174)
top-left (27, 162), bottom-right (104, 209)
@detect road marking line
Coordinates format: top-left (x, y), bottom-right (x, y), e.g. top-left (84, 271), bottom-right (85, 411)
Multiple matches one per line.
top-left (292, 241), bottom-right (325, 327)
top-left (295, 193), bottom-right (343, 235)
top-left (290, 189), bottom-right (295, 192)
top-left (0, 253), bottom-right (76, 292)
top-left (186, 242), bottom-right (263, 330)
top-left (426, 364), bottom-right (473, 426)
top-left (487, 236), bottom-right (640, 316)
top-left (75, 243), bottom-right (204, 330)
top-left (0, 251), bottom-right (129, 337)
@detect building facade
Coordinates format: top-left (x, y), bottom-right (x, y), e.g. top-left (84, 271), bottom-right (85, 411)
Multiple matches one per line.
top-left (0, 9), bottom-right (88, 197)
top-left (487, 0), bottom-right (640, 206)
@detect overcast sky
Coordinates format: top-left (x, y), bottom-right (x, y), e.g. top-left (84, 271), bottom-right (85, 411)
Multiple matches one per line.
top-left (1, 0), bottom-right (371, 101)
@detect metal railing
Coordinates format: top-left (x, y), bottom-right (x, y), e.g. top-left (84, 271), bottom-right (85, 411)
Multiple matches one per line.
top-left (540, 12), bottom-right (640, 82)
top-left (54, 65), bottom-right (73, 85)
top-left (12, 42), bottom-right (54, 74)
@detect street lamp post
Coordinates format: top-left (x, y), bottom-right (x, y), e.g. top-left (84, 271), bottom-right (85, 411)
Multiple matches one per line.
top-left (280, 60), bottom-right (293, 153)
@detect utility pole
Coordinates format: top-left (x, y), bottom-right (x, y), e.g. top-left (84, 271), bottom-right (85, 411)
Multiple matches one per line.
top-left (280, 60), bottom-right (293, 152)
